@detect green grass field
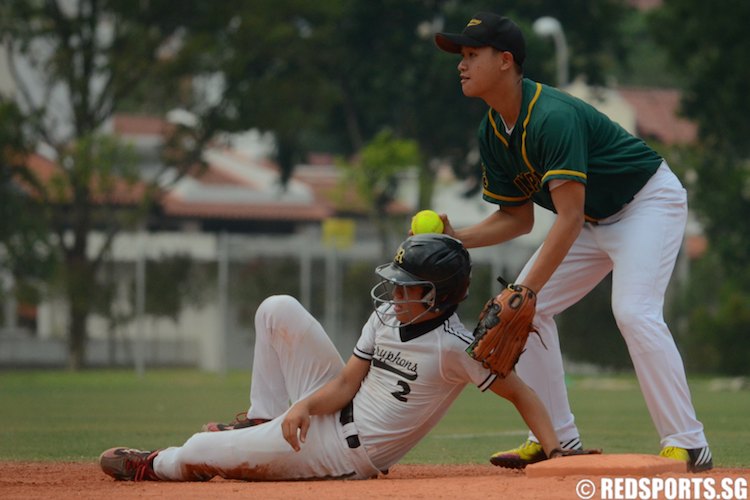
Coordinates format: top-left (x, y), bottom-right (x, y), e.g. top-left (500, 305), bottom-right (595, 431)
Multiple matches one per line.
top-left (1, 370), bottom-right (748, 467)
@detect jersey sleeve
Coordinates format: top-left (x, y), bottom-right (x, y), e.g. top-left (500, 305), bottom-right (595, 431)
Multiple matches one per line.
top-left (444, 348), bottom-right (496, 391)
top-left (534, 109), bottom-right (589, 187)
top-left (440, 321), bottom-right (497, 391)
top-left (353, 311), bottom-right (379, 361)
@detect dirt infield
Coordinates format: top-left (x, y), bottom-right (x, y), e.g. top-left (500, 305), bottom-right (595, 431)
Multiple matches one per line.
top-left (1, 461), bottom-right (748, 500)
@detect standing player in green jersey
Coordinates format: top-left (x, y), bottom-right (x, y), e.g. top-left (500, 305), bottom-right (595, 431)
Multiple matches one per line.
top-left (433, 12), bottom-right (712, 472)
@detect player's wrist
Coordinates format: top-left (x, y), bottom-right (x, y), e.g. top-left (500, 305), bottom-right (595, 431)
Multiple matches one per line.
top-left (511, 282), bottom-right (537, 295)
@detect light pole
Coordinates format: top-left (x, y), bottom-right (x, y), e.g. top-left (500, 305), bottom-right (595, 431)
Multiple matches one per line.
top-left (533, 16), bottom-right (569, 87)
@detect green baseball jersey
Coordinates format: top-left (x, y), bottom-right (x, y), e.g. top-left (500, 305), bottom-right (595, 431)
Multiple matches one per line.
top-left (478, 79), bottom-right (663, 221)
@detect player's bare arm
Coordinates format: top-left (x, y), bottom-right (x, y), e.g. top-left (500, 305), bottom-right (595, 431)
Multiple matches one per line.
top-left (445, 202), bottom-right (534, 249)
top-left (489, 372), bottom-right (559, 457)
top-left (282, 355), bottom-right (370, 451)
top-left (520, 181), bottom-right (585, 293)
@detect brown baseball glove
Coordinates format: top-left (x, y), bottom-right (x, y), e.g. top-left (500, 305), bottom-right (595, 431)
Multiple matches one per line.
top-left (466, 284), bottom-right (541, 377)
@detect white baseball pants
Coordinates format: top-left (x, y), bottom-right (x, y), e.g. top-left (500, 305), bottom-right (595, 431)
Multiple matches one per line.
top-left (516, 163), bottom-right (708, 449)
top-left (153, 295), bottom-right (380, 481)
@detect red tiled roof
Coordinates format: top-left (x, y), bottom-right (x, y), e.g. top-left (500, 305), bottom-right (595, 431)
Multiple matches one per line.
top-left (187, 163), bottom-right (257, 188)
top-left (292, 165), bottom-right (412, 216)
top-left (219, 148), bottom-right (281, 174)
top-left (190, 167), bottom-right (239, 185)
top-left (627, 0), bottom-right (662, 10)
top-left (292, 165), bottom-right (348, 210)
top-left (112, 114), bottom-right (172, 136)
top-left (203, 148), bottom-right (279, 189)
top-left (25, 153), bottom-right (57, 184)
top-left (161, 193), bottom-right (332, 221)
top-left (22, 153), bottom-right (147, 205)
top-left (21, 120), bottom-right (409, 223)
top-left (161, 152), bottom-right (340, 221)
top-left (618, 87), bottom-right (697, 145)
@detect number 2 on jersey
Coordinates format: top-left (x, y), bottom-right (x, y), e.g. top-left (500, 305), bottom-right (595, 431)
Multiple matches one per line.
top-left (391, 380), bottom-right (411, 402)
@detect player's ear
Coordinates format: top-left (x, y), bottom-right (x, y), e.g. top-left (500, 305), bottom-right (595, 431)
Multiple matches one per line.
top-left (497, 50), bottom-right (516, 71)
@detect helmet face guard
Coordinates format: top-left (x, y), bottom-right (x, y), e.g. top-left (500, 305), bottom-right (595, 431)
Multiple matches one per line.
top-left (370, 264), bottom-right (437, 327)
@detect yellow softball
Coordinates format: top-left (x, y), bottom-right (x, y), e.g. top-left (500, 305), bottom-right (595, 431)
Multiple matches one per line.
top-left (411, 210), bottom-right (444, 234)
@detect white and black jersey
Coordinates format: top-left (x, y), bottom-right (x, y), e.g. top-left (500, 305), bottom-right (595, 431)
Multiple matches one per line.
top-left (353, 307), bottom-right (496, 471)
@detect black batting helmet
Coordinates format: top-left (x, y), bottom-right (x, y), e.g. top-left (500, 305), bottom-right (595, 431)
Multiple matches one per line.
top-left (371, 234), bottom-right (472, 326)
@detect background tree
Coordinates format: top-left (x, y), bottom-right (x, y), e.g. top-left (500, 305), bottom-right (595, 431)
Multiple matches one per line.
top-left (649, 0), bottom-right (750, 374)
top-left (0, 0), bottom-right (237, 369)
top-left (0, 98), bottom-right (57, 321)
top-left (520, 2), bottom-right (627, 78)
top-left (199, 0), bottom-right (342, 184)
top-left (337, 129), bottom-right (421, 258)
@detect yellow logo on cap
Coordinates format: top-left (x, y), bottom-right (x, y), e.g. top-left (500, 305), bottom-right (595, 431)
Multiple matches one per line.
top-left (394, 246), bottom-right (406, 264)
top-left (467, 19), bottom-right (482, 27)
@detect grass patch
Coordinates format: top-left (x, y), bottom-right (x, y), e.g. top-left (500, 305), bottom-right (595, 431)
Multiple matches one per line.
top-left (1, 370), bottom-right (747, 467)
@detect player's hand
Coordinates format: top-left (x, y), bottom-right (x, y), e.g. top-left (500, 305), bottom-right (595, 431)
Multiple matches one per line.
top-left (282, 402), bottom-right (311, 452)
top-left (440, 214), bottom-right (456, 237)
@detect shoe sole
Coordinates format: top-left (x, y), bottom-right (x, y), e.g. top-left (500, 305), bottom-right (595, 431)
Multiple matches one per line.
top-left (99, 447), bottom-right (145, 481)
top-left (100, 458), bottom-right (126, 480)
top-left (661, 447), bottom-right (713, 473)
top-left (489, 455), bottom-right (545, 469)
top-left (689, 461), bottom-right (713, 473)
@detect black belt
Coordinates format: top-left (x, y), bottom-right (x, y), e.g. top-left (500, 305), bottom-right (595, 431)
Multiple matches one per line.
top-left (339, 401), bottom-right (360, 449)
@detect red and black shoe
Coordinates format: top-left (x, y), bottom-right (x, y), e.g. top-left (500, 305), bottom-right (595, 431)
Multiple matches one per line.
top-left (99, 447), bottom-right (160, 481)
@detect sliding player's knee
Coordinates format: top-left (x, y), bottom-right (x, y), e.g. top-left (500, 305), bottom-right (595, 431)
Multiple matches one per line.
top-left (255, 295), bottom-right (302, 329)
top-left (258, 295), bottom-right (300, 316)
top-left (255, 295), bottom-right (307, 334)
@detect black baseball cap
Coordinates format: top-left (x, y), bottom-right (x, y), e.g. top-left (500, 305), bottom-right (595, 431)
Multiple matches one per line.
top-left (435, 12), bottom-right (526, 66)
